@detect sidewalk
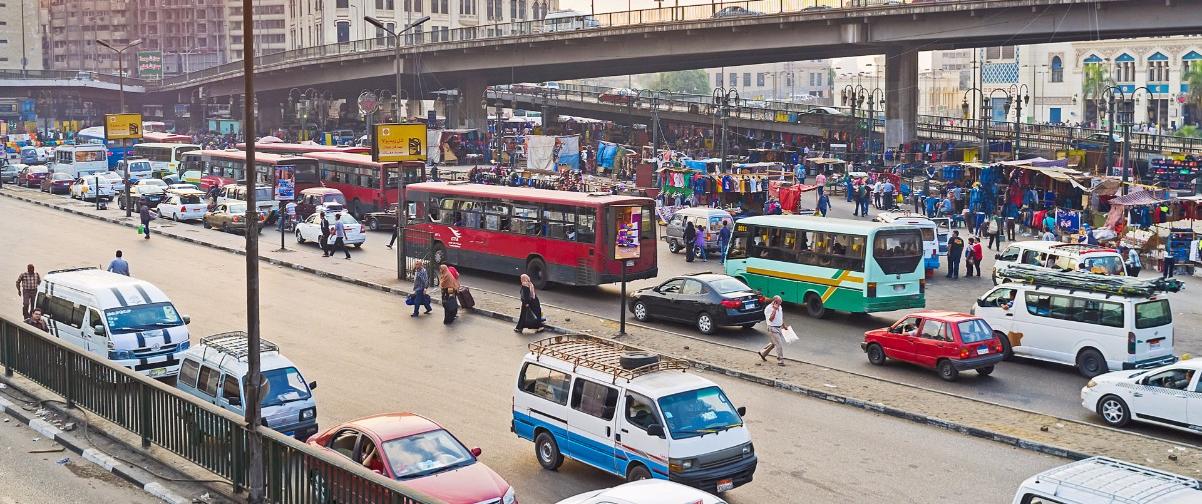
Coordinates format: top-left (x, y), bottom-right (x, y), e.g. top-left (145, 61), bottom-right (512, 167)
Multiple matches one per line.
top-left (4, 186), bottom-right (1200, 475)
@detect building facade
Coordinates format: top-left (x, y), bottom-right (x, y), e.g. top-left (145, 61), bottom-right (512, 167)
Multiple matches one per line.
top-left (0, 0), bottom-right (43, 71)
top-left (43, 0), bottom-right (135, 73)
top-left (127, 0), bottom-right (227, 76)
top-left (706, 60), bottom-right (833, 104)
top-left (228, 0), bottom-right (290, 60)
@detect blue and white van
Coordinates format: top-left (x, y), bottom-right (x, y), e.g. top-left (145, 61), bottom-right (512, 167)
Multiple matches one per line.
top-left (175, 332), bottom-right (318, 440)
top-left (513, 335), bottom-right (757, 494)
top-left (876, 212), bottom-right (940, 270)
top-left (35, 268), bottom-right (191, 378)
top-left (52, 144), bottom-right (109, 177)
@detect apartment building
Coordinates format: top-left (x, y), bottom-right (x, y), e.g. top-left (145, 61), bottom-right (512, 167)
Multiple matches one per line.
top-left (708, 60), bottom-right (833, 104)
top-left (127, 0), bottom-right (226, 75)
top-left (43, 0), bottom-right (135, 73)
top-left (228, 0), bottom-right (290, 60)
top-left (0, 0), bottom-right (43, 71)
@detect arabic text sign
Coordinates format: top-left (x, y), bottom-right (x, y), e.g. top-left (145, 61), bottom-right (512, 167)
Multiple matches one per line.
top-left (104, 113), bottom-right (143, 141)
top-left (373, 123), bottom-right (427, 162)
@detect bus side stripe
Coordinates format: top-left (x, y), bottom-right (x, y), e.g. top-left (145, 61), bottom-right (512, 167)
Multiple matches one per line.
top-left (747, 267), bottom-right (864, 287)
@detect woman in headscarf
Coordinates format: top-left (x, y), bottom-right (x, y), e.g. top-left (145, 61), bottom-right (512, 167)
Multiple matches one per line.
top-left (438, 264), bottom-right (460, 325)
top-left (514, 274), bottom-right (545, 334)
top-left (683, 221), bottom-right (697, 263)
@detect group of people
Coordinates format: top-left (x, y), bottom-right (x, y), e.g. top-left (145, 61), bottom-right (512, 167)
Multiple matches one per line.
top-left (682, 220), bottom-right (733, 263)
top-left (945, 231), bottom-right (986, 279)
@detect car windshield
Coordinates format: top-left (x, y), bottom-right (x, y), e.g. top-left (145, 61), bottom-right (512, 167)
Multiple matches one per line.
top-left (260, 367), bottom-right (312, 407)
top-left (657, 386), bottom-right (743, 440)
top-left (129, 161), bottom-right (152, 172)
top-left (1136, 299), bottom-right (1172, 329)
top-left (52, 173), bottom-right (72, 181)
top-left (381, 429), bottom-right (475, 480)
top-left (957, 319), bottom-right (994, 344)
top-left (327, 213), bottom-right (359, 224)
top-left (1083, 255), bottom-right (1125, 275)
top-left (710, 277), bottom-right (751, 294)
top-left (138, 186), bottom-right (165, 194)
top-left (141, 179), bottom-right (167, 187)
top-left (104, 302), bottom-right (183, 332)
top-left (321, 193), bottom-right (347, 205)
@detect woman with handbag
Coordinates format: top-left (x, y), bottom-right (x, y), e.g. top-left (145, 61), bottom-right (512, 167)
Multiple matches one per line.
top-left (438, 264), bottom-right (460, 325)
top-left (514, 274), bottom-right (545, 334)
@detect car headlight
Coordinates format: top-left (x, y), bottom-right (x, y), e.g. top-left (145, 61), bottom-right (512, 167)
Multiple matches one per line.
top-left (176, 340), bottom-right (190, 352)
top-left (502, 487), bottom-right (516, 504)
top-left (742, 443), bottom-right (754, 456)
top-left (1086, 380), bottom-right (1098, 388)
top-left (107, 349), bottom-right (135, 360)
top-left (668, 458), bottom-right (695, 472)
top-left (300, 408), bottom-right (316, 421)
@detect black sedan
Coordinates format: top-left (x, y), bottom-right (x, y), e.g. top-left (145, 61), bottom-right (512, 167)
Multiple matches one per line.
top-left (363, 203), bottom-right (399, 231)
top-left (630, 273), bottom-right (766, 334)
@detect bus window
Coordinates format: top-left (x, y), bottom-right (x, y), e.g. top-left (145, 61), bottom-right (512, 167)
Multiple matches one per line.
top-left (576, 209), bottom-right (596, 243)
top-left (512, 205), bottom-right (540, 235)
top-left (873, 230), bottom-right (922, 274)
top-left (544, 205), bottom-right (575, 240)
top-left (484, 202), bottom-right (510, 231)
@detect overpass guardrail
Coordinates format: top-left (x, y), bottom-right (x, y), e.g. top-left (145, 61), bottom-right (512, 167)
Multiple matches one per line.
top-left (0, 315), bottom-right (439, 504)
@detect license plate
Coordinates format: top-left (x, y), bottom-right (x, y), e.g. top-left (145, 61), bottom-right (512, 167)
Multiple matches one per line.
top-left (717, 479), bottom-right (734, 493)
top-left (893, 284), bottom-right (906, 292)
top-left (745, 302), bottom-right (757, 309)
top-left (149, 368), bottom-right (166, 377)
top-left (977, 345), bottom-right (989, 355)
top-left (1150, 340), bottom-right (1162, 349)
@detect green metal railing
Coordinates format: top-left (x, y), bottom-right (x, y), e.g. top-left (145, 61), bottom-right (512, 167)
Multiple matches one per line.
top-left (0, 315), bottom-right (439, 504)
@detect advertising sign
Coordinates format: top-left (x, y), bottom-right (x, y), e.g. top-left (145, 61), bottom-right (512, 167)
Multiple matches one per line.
top-left (614, 205), bottom-right (642, 260)
top-left (104, 113), bottom-right (143, 140)
top-left (137, 51), bottom-right (163, 78)
top-left (372, 123), bottom-right (427, 163)
top-left (275, 165), bottom-right (295, 201)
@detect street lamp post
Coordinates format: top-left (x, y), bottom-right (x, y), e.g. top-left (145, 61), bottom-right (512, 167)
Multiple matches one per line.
top-left (1008, 84), bottom-right (1030, 160)
top-left (96, 37), bottom-right (143, 218)
top-left (841, 85), bottom-right (859, 162)
top-left (986, 89), bottom-right (1013, 164)
top-left (858, 87), bottom-right (884, 164)
top-left (1125, 86), bottom-right (1156, 196)
top-left (1101, 86), bottom-right (1127, 191)
top-left (712, 87), bottom-right (739, 172)
top-left (961, 88), bottom-right (985, 162)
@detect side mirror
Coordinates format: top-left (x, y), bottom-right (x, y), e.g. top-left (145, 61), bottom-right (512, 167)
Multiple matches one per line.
top-left (227, 396), bottom-right (241, 406)
top-left (994, 254), bottom-right (1001, 260)
top-left (647, 424), bottom-right (666, 438)
top-left (469, 447), bottom-right (483, 457)
top-left (182, 315), bottom-right (191, 325)
top-left (92, 324), bottom-right (106, 335)
top-left (737, 406), bottom-right (747, 417)
top-left (976, 299), bottom-right (988, 307)
top-left (308, 381), bottom-right (318, 390)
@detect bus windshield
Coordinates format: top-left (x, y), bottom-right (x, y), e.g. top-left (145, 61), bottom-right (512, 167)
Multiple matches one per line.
top-left (873, 230), bottom-right (923, 274)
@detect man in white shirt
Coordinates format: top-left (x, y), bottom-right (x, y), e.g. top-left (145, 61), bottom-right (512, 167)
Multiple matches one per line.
top-left (757, 296), bottom-right (787, 366)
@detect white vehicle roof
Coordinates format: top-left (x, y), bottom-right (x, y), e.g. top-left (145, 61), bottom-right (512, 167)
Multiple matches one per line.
top-left (1006, 240), bottom-right (1119, 256)
top-left (1019, 457), bottom-right (1202, 504)
top-left (183, 331), bottom-right (296, 376)
top-left (166, 187), bottom-right (205, 195)
top-left (525, 336), bottom-right (717, 399)
top-left (57, 144), bottom-right (106, 151)
top-left (994, 281), bottom-right (1163, 302)
top-left (674, 207), bottom-right (730, 218)
top-left (42, 268), bottom-right (172, 308)
top-left (558, 480), bottom-right (725, 504)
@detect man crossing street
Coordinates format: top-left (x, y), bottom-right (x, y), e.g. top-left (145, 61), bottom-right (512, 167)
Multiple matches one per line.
top-left (15, 264), bottom-right (40, 319)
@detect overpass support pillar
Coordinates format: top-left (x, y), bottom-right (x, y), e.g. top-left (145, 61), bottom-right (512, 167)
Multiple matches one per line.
top-left (459, 77), bottom-right (488, 132)
top-left (885, 47), bottom-right (919, 150)
top-left (259, 99), bottom-right (284, 137)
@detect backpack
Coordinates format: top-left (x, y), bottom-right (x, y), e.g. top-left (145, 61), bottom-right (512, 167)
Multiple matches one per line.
top-left (987, 219), bottom-right (1000, 234)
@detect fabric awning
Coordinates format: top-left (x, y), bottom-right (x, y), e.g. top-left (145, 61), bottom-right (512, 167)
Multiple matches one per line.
top-left (806, 157), bottom-right (846, 164)
top-left (1109, 189), bottom-right (1169, 206)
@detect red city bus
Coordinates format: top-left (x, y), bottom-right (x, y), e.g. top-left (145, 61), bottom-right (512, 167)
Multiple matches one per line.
top-left (178, 149), bottom-right (320, 192)
top-left (141, 132), bottom-right (194, 143)
top-left (236, 142), bottom-right (371, 156)
top-left (302, 151), bottom-right (406, 217)
top-left (407, 182), bottom-right (658, 288)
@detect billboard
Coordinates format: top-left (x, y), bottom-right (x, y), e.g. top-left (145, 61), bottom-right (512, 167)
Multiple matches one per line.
top-left (372, 123), bottom-right (427, 163)
top-left (137, 51), bottom-right (163, 78)
top-left (104, 113), bottom-right (143, 140)
top-left (275, 165), bottom-right (295, 201)
top-left (614, 205), bottom-right (642, 261)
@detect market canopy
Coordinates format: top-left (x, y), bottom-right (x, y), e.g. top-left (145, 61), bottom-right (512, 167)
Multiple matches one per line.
top-left (1109, 189), bottom-right (1169, 206)
top-left (806, 157), bottom-right (846, 164)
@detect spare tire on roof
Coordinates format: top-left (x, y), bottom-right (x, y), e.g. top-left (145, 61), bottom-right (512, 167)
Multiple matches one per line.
top-left (620, 351), bottom-right (659, 370)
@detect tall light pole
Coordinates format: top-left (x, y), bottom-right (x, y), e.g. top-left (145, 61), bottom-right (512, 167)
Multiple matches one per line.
top-left (1125, 86), bottom-right (1156, 195)
top-left (986, 89), bottom-right (1012, 164)
top-left (95, 38), bottom-right (143, 113)
top-left (962, 87), bottom-right (985, 162)
top-left (366, 15), bottom-right (431, 123)
top-left (860, 87), bottom-right (884, 163)
top-left (1008, 84), bottom-right (1030, 160)
top-left (1101, 86), bottom-right (1126, 192)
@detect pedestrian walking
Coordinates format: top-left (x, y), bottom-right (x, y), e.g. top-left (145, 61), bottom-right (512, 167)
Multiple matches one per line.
top-left (409, 260), bottom-right (433, 316)
top-left (15, 264), bottom-right (39, 319)
top-left (817, 191), bottom-right (830, 217)
top-left (439, 264), bottom-right (460, 325)
top-left (24, 308), bottom-right (48, 332)
top-left (718, 222), bottom-right (732, 264)
top-left (320, 212), bottom-right (332, 257)
top-left (970, 237), bottom-right (984, 277)
top-left (815, 171), bottom-right (826, 196)
top-left (107, 250), bottom-right (130, 276)
top-left (757, 296), bottom-right (787, 366)
top-left (514, 274), bottom-right (545, 334)
top-left (946, 231), bottom-right (964, 279)
top-left (1124, 247), bottom-right (1142, 277)
top-left (139, 202), bottom-right (153, 240)
top-left (1163, 254), bottom-right (1177, 279)
top-left (985, 215), bottom-right (1002, 251)
top-left (683, 221), bottom-right (697, 263)
top-left (331, 213), bottom-right (351, 259)
top-left (694, 228), bottom-right (708, 262)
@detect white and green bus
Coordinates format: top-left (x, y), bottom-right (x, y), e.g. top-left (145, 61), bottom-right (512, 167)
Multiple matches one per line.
top-left (724, 216), bottom-right (926, 317)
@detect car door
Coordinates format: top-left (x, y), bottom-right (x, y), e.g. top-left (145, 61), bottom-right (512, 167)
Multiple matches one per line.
top-left (82, 307), bottom-right (106, 353)
top-left (160, 195), bottom-right (179, 218)
top-left (303, 213), bottom-right (321, 241)
top-left (565, 378), bottom-right (619, 473)
top-left (1187, 373), bottom-right (1202, 431)
top-left (911, 318), bottom-right (950, 369)
top-left (678, 279), bottom-right (709, 322)
top-left (975, 287), bottom-right (1017, 335)
top-left (1131, 368), bottom-right (1192, 429)
top-left (653, 279), bottom-right (686, 321)
top-left (218, 373), bottom-right (245, 417)
top-left (617, 392), bottom-right (669, 479)
top-left (882, 316), bottom-right (922, 363)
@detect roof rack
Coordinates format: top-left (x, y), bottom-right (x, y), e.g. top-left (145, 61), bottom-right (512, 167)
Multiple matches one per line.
top-left (199, 331), bottom-right (279, 362)
top-left (529, 335), bottom-right (689, 383)
top-left (47, 266), bottom-right (98, 275)
top-left (1046, 243), bottom-right (1112, 253)
top-left (1035, 457), bottom-right (1201, 504)
top-left (996, 264), bottom-right (1183, 297)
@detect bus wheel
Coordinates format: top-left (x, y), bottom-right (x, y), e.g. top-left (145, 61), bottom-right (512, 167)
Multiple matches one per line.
top-left (994, 331), bottom-right (1013, 360)
top-left (804, 293), bottom-right (827, 318)
top-left (526, 258), bottom-right (548, 289)
top-left (431, 243), bottom-right (447, 266)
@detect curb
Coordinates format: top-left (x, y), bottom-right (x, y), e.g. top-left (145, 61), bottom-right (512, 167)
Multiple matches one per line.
top-left (0, 390), bottom-right (191, 504)
top-left (0, 189), bottom-right (1126, 463)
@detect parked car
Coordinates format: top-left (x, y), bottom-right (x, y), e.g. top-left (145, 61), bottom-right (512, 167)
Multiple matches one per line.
top-left (1081, 359), bottom-right (1202, 433)
top-left (40, 172), bottom-right (74, 194)
top-left (992, 242), bottom-right (1127, 284)
top-left (0, 162), bottom-right (19, 184)
top-left (157, 189), bottom-right (208, 222)
top-left (204, 202), bottom-right (264, 234)
top-left (556, 480), bottom-right (726, 504)
top-left (630, 274), bottom-right (766, 334)
top-left (598, 87), bottom-right (639, 105)
top-left (861, 311), bottom-right (1004, 381)
top-left (711, 6), bottom-right (762, 17)
top-left (663, 207), bottom-right (734, 255)
top-left (296, 187), bottom-right (348, 220)
top-left (363, 203), bottom-right (400, 231)
top-left (808, 106), bottom-right (847, 115)
top-left (118, 183), bottom-right (167, 209)
top-left (307, 413), bottom-right (515, 504)
top-left (69, 173), bottom-right (116, 201)
top-left (296, 210), bottom-right (366, 248)
top-left (18, 165), bottom-right (49, 188)
top-left (1013, 456), bottom-right (1202, 504)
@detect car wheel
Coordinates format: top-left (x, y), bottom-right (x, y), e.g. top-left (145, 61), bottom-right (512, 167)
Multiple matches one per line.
top-left (937, 360), bottom-right (959, 381)
top-left (991, 272), bottom-right (999, 286)
top-left (202, 219), bottom-right (211, 229)
top-left (1097, 395), bottom-right (1132, 427)
top-left (741, 323), bottom-right (757, 330)
top-left (866, 343), bottom-right (886, 365)
top-left (696, 312), bottom-right (715, 335)
top-left (534, 431), bottom-right (563, 471)
top-left (368, 218), bottom-right (379, 231)
top-left (976, 365), bottom-right (995, 376)
top-left (1076, 348), bottom-right (1108, 378)
top-left (526, 257), bottom-right (548, 290)
top-left (632, 301), bottom-right (650, 322)
top-left (353, 243), bottom-right (362, 248)
top-left (994, 331), bottom-right (1013, 360)
top-left (667, 239), bottom-right (680, 253)
top-left (173, 213), bottom-right (181, 222)
top-left (804, 293), bottom-right (826, 318)
top-left (295, 230), bottom-right (305, 243)
top-left (626, 464), bottom-right (652, 482)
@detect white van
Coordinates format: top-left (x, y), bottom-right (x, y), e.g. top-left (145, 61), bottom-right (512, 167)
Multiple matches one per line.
top-left (218, 184), bottom-right (278, 214)
top-left (875, 212), bottom-right (940, 270)
top-left (35, 268), bottom-right (192, 378)
top-left (993, 241), bottom-right (1126, 284)
top-left (512, 335), bottom-right (757, 494)
top-left (52, 144), bottom-right (109, 177)
top-left (542, 9), bottom-right (600, 32)
top-left (973, 269), bottom-right (1176, 377)
top-left (664, 207), bottom-right (734, 255)
top-left (1013, 456), bottom-right (1202, 504)
top-left (118, 157), bottom-right (154, 181)
top-left (175, 332), bottom-right (318, 440)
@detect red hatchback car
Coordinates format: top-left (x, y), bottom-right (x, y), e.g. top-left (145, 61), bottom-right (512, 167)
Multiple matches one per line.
top-left (308, 413), bottom-right (516, 504)
top-left (860, 311), bottom-right (1004, 381)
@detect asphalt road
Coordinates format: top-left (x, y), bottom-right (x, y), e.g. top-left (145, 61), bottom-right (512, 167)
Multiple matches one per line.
top-left (0, 197), bottom-right (1063, 504)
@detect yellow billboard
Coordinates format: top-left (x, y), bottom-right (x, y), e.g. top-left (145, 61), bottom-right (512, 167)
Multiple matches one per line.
top-left (104, 113), bottom-right (144, 140)
top-left (372, 123), bottom-right (427, 162)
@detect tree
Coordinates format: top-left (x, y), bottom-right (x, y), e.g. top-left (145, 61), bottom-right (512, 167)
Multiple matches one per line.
top-left (1185, 65), bottom-right (1202, 128)
top-left (1081, 63), bottom-right (1115, 125)
top-left (648, 70), bottom-right (710, 95)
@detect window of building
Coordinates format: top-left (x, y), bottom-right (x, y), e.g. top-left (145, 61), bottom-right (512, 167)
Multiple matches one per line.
top-left (1184, 52), bottom-right (1202, 75)
top-left (1114, 54), bottom-right (1135, 83)
top-left (729, 73), bottom-right (737, 88)
top-left (1050, 56), bottom-right (1063, 82)
top-left (336, 0), bottom-right (347, 7)
top-left (715, 72), bottom-right (723, 88)
top-left (743, 72), bottom-right (751, 87)
top-left (985, 46), bottom-right (1015, 60)
top-left (336, 21), bottom-right (350, 42)
top-left (756, 73), bottom-right (765, 87)
top-left (815, 73), bottom-right (822, 86)
top-left (1149, 60), bottom-right (1169, 82)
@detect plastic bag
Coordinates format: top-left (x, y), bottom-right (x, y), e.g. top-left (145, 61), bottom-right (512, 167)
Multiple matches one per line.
top-left (781, 326), bottom-right (799, 343)
top-left (137, 225), bottom-right (144, 235)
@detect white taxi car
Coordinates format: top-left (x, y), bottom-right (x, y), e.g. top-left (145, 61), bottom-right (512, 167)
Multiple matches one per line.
top-left (157, 189), bottom-right (209, 222)
top-left (295, 210), bottom-right (366, 248)
top-left (556, 480), bottom-right (726, 504)
top-left (1082, 358), bottom-right (1202, 433)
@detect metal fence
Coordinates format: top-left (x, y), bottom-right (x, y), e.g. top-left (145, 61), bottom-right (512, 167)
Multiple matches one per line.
top-left (0, 315), bottom-right (438, 504)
